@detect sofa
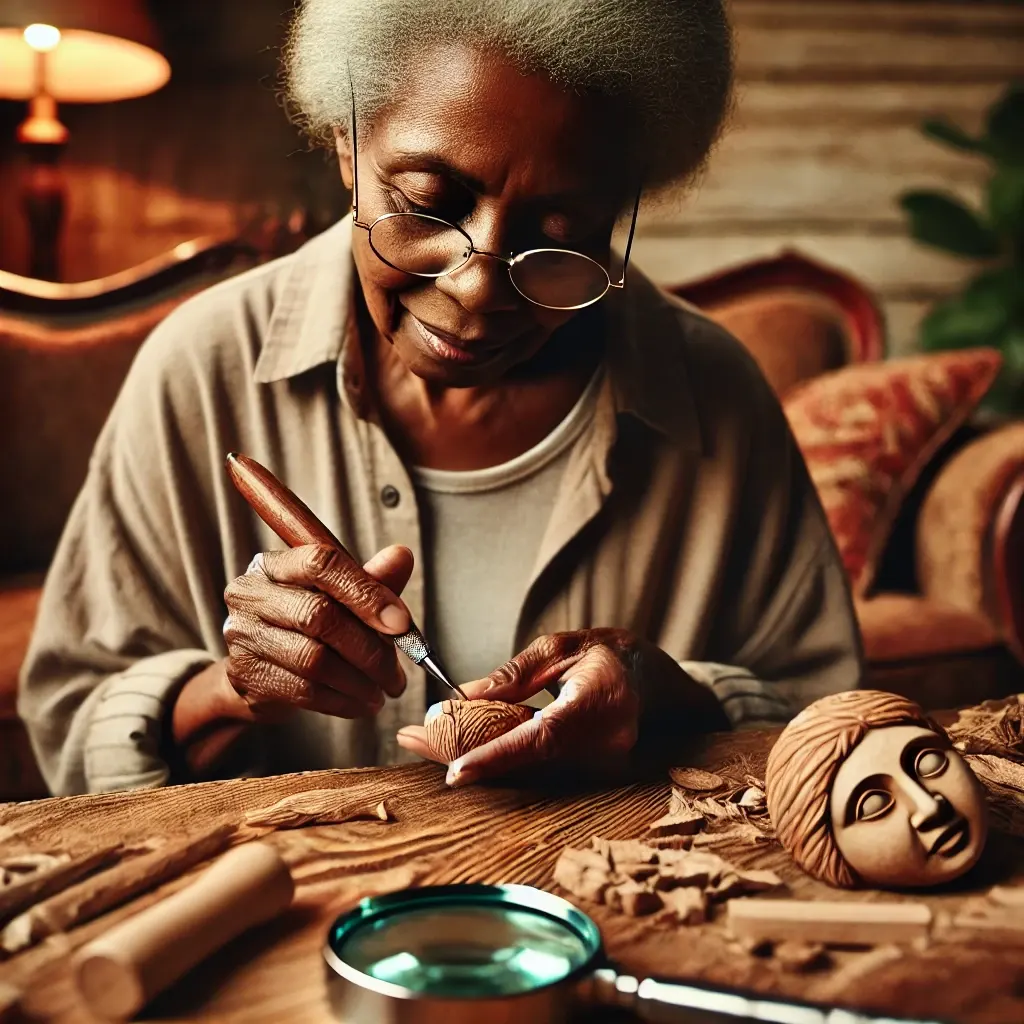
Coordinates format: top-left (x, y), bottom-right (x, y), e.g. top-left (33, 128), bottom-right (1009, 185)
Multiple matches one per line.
top-left (1, 241), bottom-right (1021, 800)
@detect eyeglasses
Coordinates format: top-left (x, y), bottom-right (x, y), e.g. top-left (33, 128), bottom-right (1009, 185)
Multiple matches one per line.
top-left (348, 83), bottom-right (641, 311)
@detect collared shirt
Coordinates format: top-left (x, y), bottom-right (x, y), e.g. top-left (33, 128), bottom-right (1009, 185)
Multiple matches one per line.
top-left (18, 216), bottom-right (864, 796)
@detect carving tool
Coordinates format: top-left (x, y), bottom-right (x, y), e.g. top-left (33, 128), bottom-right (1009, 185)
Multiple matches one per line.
top-left (226, 452), bottom-right (467, 701)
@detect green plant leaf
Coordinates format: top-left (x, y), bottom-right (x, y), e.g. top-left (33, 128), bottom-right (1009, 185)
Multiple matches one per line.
top-left (984, 82), bottom-right (1024, 164)
top-left (921, 118), bottom-right (989, 155)
top-left (987, 165), bottom-right (1024, 236)
top-left (900, 191), bottom-right (1002, 257)
top-left (919, 290), bottom-right (1011, 351)
top-left (1001, 325), bottom-right (1024, 379)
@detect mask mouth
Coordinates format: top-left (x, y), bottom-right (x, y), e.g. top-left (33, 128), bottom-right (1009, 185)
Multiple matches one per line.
top-left (927, 817), bottom-right (969, 858)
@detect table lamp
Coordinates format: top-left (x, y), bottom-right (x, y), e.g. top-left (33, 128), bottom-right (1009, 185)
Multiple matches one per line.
top-left (0, 2), bottom-right (170, 280)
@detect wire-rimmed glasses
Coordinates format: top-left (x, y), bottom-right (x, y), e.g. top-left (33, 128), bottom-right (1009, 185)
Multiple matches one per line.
top-left (347, 84), bottom-right (641, 312)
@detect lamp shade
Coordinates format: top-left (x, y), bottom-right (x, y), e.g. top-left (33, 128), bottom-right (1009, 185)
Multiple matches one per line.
top-left (0, 1), bottom-right (170, 102)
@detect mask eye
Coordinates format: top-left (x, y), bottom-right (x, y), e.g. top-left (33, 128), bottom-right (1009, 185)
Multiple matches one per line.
top-left (856, 790), bottom-right (893, 822)
top-left (916, 749), bottom-right (948, 779)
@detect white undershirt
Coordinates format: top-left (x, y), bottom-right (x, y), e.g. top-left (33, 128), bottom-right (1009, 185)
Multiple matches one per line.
top-left (411, 367), bottom-right (605, 701)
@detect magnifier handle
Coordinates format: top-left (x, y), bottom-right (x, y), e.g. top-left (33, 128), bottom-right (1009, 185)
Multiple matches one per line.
top-left (583, 968), bottom-right (943, 1024)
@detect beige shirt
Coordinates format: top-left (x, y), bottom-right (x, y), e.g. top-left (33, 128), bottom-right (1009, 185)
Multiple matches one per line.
top-left (18, 216), bottom-right (864, 796)
top-left (412, 364), bottom-right (604, 697)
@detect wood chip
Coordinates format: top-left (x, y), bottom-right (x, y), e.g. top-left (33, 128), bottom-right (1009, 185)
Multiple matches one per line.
top-left (659, 887), bottom-right (707, 925)
top-left (736, 787), bottom-right (767, 809)
top-left (669, 767), bottom-right (725, 792)
top-left (0, 825), bottom-right (235, 955)
top-left (647, 811), bottom-right (706, 837)
top-left (0, 982), bottom-right (20, 1022)
top-left (244, 791), bottom-right (392, 830)
top-left (606, 880), bottom-right (663, 917)
top-left (591, 838), bottom-right (658, 868)
top-left (692, 822), bottom-right (773, 848)
top-left (553, 847), bottom-right (613, 904)
top-left (0, 844), bottom-right (123, 927)
top-left (951, 909), bottom-right (1024, 944)
top-left (774, 941), bottom-right (828, 973)
top-left (616, 861), bottom-right (660, 882)
top-left (709, 869), bottom-right (785, 901)
top-left (988, 886), bottom-right (1024, 908)
top-left (727, 899), bottom-right (933, 946)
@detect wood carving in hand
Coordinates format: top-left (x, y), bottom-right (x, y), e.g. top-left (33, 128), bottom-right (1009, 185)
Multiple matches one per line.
top-left (424, 700), bottom-right (535, 762)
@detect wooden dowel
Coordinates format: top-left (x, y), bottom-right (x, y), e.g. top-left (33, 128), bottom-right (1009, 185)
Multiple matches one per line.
top-left (0, 844), bottom-right (123, 927)
top-left (727, 898), bottom-right (933, 946)
top-left (73, 843), bottom-right (293, 1021)
top-left (0, 825), bottom-right (235, 955)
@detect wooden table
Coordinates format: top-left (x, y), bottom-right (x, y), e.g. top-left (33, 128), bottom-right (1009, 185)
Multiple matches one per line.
top-left (1, 725), bottom-right (1023, 1024)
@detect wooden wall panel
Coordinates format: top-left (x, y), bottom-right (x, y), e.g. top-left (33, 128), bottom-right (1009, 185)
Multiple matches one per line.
top-left (632, 0), bottom-right (1024, 356)
top-left (0, 0), bottom-right (1021, 361)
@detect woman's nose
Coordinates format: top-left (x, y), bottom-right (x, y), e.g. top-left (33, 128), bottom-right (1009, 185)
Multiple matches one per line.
top-left (434, 250), bottom-right (520, 315)
top-left (906, 783), bottom-right (946, 831)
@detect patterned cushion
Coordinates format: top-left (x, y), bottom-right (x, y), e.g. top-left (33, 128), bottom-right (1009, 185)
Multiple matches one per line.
top-left (784, 349), bottom-right (1003, 595)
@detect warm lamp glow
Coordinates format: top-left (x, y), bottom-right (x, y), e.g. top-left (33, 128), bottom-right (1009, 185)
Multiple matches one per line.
top-left (23, 23), bottom-right (61, 52)
top-left (0, 29), bottom-right (169, 101)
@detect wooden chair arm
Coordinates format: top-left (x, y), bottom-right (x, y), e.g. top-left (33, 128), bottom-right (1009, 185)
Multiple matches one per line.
top-left (917, 423), bottom-right (1024, 662)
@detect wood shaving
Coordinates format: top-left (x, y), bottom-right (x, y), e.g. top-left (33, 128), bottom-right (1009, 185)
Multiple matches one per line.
top-left (244, 792), bottom-right (392, 830)
top-left (773, 941), bottom-right (828, 973)
top-left (553, 836), bottom-right (786, 925)
top-left (658, 887), bottom-right (708, 925)
top-left (0, 981), bottom-right (20, 1020)
top-left (669, 767), bottom-right (726, 792)
top-left (647, 811), bottom-right (706, 837)
top-left (692, 822), bottom-right (774, 848)
top-left (553, 847), bottom-right (614, 904)
top-left (0, 853), bottom-right (69, 890)
top-left (0, 826), bottom-right (233, 956)
top-left (948, 699), bottom-right (1024, 760)
top-left (988, 885), bottom-right (1024, 908)
top-left (964, 754), bottom-right (1024, 837)
top-left (0, 845), bottom-right (122, 928)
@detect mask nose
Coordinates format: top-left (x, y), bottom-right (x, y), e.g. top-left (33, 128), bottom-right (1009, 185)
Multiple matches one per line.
top-left (907, 786), bottom-right (948, 831)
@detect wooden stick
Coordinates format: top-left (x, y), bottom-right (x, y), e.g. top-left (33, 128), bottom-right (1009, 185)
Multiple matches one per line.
top-left (0, 825), bottom-right (235, 956)
top-left (0, 982), bottom-right (20, 1022)
top-left (73, 843), bottom-right (293, 1021)
top-left (727, 899), bottom-right (932, 946)
top-left (0, 844), bottom-right (123, 927)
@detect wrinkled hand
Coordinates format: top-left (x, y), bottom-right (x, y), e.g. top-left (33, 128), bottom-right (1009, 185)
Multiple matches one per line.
top-left (221, 543), bottom-right (414, 720)
top-left (396, 628), bottom-right (649, 787)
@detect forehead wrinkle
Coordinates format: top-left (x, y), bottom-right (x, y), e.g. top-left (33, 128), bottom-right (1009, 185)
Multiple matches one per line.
top-left (377, 134), bottom-right (620, 210)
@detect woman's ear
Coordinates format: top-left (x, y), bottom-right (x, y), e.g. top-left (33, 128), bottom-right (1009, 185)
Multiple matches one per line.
top-left (334, 126), bottom-right (354, 190)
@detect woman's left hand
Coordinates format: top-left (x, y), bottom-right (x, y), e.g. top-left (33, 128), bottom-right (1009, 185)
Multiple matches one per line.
top-left (396, 628), bottom-right (653, 787)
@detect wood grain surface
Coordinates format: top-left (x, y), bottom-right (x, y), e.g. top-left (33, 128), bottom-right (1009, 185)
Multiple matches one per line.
top-left (0, 725), bottom-right (1023, 1023)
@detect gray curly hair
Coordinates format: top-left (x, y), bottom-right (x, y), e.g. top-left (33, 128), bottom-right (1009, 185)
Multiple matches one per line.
top-left (282, 0), bottom-right (733, 194)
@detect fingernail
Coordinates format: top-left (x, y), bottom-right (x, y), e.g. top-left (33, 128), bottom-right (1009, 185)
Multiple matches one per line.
top-left (379, 603), bottom-right (410, 633)
top-left (425, 702), bottom-right (442, 723)
top-left (446, 760), bottom-right (466, 787)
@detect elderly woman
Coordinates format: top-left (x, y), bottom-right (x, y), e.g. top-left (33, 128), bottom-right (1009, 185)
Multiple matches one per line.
top-left (19, 0), bottom-right (862, 796)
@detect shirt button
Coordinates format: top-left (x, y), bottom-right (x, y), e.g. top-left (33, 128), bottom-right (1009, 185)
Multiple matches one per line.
top-left (380, 485), bottom-right (401, 508)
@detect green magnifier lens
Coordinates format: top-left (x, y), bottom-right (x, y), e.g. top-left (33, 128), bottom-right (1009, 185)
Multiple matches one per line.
top-left (325, 884), bottom-right (601, 1012)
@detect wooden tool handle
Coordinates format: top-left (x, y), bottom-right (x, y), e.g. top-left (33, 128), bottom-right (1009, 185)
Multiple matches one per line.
top-left (72, 843), bottom-right (294, 1020)
top-left (226, 451), bottom-right (345, 551)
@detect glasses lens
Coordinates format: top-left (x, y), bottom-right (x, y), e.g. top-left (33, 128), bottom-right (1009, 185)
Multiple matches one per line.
top-left (369, 213), bottom-right (471, 277)
top-left (509, 250), bottom-right (610, 309)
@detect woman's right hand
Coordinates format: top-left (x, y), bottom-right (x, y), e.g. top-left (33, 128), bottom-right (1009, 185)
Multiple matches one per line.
top-left (220, 542), bottom-right (415, 719)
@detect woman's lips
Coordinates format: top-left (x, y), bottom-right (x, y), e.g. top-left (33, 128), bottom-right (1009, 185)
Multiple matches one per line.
top-left (929, 818), bottom-right (969, 858)
top-left (408, 314), bottom-right (496, 365)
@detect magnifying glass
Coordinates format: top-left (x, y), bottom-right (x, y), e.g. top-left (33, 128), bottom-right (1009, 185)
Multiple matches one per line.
top-left (323, 884), bottom-right (944, 1024)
